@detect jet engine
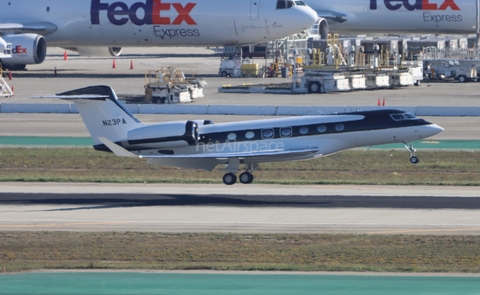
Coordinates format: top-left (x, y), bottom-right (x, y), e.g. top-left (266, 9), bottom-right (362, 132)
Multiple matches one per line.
top-left (127, 121), bottom-right (200, 149)
top-left (0, 34), bottom-right (46, 70)
top-left (69, 47), bottom-right (123, 57)
top-left (314, 17), bottom-right (329, 40)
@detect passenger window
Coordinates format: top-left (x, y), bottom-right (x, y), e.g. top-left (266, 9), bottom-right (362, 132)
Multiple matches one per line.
top-left (317, 125), bottom-right (327, 133)
top-left (227, 133), bottom-right (237, 141)
top-left (280, 127), bottom-right (292, 137)
top-left (245, 131), bottom-right (255, 139)
top-left (262, 129), bottom-right (274, 139)
top-left (299, 126), bottom-right (309, 135)
top-left (335, 124), bottom-right (345, 131)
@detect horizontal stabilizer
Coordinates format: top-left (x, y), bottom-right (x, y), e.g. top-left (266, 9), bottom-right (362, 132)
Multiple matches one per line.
top-left (32, 95), bottom-right (109, 100)
top-left (98, 137), bottom-right (138, 158)
top-left (0, 22), bottom-right (58, 34)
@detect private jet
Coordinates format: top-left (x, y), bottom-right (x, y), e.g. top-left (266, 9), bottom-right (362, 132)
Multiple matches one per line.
top-left (55, 85), bottom-right (444, 185)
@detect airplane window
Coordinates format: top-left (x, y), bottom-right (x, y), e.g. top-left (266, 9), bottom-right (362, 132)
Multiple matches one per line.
top-left (391, 114), bottom-right (405, 121)
top-left (262, 129), bottom-right (274, 139)
top-left (276, 1), bottom-right (286, 9)
top-left (287, 1), bottom-right (294, 8)
top-left (294, 1), bottom-right (306, 5)
top-left (335, 124), bottom-right (345, 131)
top-left (245, 131), bottom-right (255, 139)
top-left (280, 127), bottom-right (292, 137)
top-left (227, 133), bottom-right (237, 141)
top-left (317, 125), bottom-right (327, 133)
top-left (390, 113), bottom-right (417, 121)
top-left (299, 127), bottom-right (309, 135)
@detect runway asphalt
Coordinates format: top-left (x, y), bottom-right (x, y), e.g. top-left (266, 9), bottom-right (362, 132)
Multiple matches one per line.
top-left (1, 47), bottom-right (479, 235)
top-left (0, 183), bottom-right (479, 235)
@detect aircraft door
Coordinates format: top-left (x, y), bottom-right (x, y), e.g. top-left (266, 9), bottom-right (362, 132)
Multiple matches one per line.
top-left (250, 0), bottom-right (260, 20)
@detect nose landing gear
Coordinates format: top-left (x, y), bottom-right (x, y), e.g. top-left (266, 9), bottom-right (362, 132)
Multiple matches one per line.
top-left (403, 142), bottom-right (420, 164)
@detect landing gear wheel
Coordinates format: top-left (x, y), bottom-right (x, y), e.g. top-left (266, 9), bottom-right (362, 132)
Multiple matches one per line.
top-left (410, 156), bottom-right (420, 164)
top-left (239, 172), bottom-right (254, 184)
top-left (403, 142), bottom-right (419, 165)
top-left (223, 173), bottom-right (237, 185)
top-left (308, 82), bottom-right (321, 93)
top-left (458, 75), bottom-right (466, 83)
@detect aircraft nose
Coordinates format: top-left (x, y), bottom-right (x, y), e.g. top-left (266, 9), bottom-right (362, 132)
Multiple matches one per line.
top-left (425, 124), bottom-right (444, 137)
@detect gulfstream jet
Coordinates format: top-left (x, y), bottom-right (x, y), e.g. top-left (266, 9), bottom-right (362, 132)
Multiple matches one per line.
top-left (54, 85), bottom-right (443, 185)
top-left (305, 0), bottom-right (478, 39)
top-left (0, 0), bottom-right (317, 70)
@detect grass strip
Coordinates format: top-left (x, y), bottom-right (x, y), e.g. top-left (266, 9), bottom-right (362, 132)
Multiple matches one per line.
top-left (1, 232), bottom-right (479, 273)
top-left (0, 148), bottom-right (479, 185)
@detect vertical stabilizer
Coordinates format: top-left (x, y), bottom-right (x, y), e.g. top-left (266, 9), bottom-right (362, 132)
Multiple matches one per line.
top-left (56, 85), bottom-right (144, 144)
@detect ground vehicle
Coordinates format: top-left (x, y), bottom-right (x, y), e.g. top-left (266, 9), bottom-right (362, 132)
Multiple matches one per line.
top-left (424, 59), bottom-right (477, 82)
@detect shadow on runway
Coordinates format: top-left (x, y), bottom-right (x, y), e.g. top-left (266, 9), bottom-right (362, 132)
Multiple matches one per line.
top-left (1, 193), bottom-right (479, 211)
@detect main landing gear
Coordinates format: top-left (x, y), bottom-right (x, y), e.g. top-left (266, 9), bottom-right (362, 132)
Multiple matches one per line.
top-left (222, 171), bottom-right (255, 185)
top-left (222, 164), bottom-right (256, 185)
top-left (403, 142), bottom-right (420, 164)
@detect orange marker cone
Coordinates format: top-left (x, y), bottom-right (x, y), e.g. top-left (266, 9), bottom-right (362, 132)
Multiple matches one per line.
top-left (8, 70), bottom-right (12, 80)
top-left (112, 59), bottom-right (117, 69)
top-left (378, 98), bottom-right (381, 106)
top-left (63, 51), bottom-right (68, 61)
top-left (382, 98), bottom-right (386, 106)
top-left (130, 60), bottom-right (134, 70)
top-left (11, 85), bottom-right (14, 95)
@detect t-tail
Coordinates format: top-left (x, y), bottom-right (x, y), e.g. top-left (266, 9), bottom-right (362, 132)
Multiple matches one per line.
top-left (55, 85), bottom-right (144, 146)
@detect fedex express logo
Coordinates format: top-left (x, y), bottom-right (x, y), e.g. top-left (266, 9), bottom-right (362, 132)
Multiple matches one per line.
top-left (370, 0), bottom-right (463, 23)
top-left (90, 0), bottom-right (197, 26)
top-left (10, 45), bottom-right (27, 55)
top-left (370, 0), bottom-right (459, 10)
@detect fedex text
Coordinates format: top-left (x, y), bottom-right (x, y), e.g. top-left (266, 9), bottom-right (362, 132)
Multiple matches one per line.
top-left (91, 0), bottom-right (197, 26)
top-left (369, 0), bottom-right (460, 11)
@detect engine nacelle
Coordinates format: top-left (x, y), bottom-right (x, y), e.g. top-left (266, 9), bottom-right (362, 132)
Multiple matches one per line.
top-left (71, 47), bottom-right (123, 57)
top-left (0, 34), bottom-right (46, 70)
top-left (311, 17), bottom-right (329, 40)
top-left (128, 121), bottom-right (199, 149)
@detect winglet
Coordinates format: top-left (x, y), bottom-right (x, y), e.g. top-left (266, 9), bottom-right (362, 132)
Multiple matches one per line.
top-left (98, 137), bottom-right (138, 158)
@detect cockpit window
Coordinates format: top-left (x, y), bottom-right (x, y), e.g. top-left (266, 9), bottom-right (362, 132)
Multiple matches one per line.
top-left (390, 112), bottom-right (418, 121)
top-left (276, 0), bottom-right (303, 9)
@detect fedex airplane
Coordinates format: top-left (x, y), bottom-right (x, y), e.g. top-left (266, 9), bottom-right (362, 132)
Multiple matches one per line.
top-left (0, 0), bottom-right (317, 70)
top-left (306, 0), bottom-right (479, 38)
top-left (53, 85), bottom-right (443, 185)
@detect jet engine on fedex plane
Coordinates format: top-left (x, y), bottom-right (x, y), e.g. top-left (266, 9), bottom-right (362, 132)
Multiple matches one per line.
top-left (65, 47), bottom-right (123, 57)
top-left (0, 34), bottom-right (47, 70)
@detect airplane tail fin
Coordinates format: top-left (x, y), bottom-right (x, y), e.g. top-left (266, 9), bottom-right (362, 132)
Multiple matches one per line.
top-left (56, 85), bottom-right (144, 145)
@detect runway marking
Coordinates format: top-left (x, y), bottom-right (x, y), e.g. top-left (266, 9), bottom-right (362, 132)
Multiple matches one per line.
top-left (367, 228), bottom-right (480, 234)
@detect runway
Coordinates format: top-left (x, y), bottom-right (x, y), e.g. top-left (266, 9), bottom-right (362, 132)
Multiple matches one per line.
top-left (0, 183), bottom-right (479, 235)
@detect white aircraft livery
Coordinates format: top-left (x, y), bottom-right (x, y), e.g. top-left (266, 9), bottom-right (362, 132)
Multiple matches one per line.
top-left (54, 85), bottom-right (443, 185)
top-left (0, 0), bottom-right (317, 70)
top-left (305, 0), bottom-right (478, 37)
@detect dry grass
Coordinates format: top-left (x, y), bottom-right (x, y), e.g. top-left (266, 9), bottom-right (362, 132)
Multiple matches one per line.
top-left (1, 232), bottom-right (479, 273)
top-left (0, 148), bottom-right (479, 185)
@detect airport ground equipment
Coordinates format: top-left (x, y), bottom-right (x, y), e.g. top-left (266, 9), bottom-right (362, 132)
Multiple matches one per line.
top-left (144, 67), bottom-right (207, 104)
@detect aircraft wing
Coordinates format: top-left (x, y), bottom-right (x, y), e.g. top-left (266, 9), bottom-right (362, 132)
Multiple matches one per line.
top-left (315, 10), bottom-right (347, 23)
top-left (0, 22), bottom-right (58, 35)
top-left (98, 137), bottom-right (320, 170)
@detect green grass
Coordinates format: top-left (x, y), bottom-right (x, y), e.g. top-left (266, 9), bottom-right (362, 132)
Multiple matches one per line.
top-left (1, 232), bottom-right (479, 273)
top-left (0, 148), bottom-right (479, 185)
